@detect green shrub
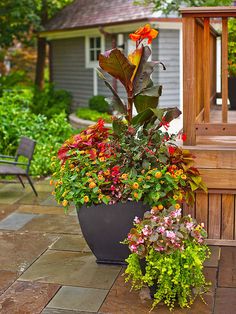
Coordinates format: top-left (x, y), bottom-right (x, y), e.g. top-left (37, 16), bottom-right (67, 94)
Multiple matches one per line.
top-left (228, 18), bottom-right (236, 77)
top-left (30, 84), bottom-right (72, 118)
top-left (76, 107), bottom-right (112, 123)
top-left (0, 90), bottom-right (73, 177)
top-left (88, 95), bottom-right (110, 113)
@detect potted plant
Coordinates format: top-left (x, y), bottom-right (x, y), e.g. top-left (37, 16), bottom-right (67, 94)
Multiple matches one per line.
top-left (228, 18), bottom-right (236, 110)
top-left (51, 24), bottom-right (206, 264)
top-left (124, 206), bottom-right (210, 311)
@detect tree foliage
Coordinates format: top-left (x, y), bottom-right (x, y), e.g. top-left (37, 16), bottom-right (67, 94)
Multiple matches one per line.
top-left (134, 0), bottom-right (232, 15)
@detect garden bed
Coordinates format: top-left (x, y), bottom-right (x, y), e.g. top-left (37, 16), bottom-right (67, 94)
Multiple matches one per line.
top-left (69, 113), bottom-right (111, 129)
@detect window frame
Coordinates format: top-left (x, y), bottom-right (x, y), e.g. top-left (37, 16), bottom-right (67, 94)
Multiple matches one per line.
top-left (85, 34), bottom-right (105, 68)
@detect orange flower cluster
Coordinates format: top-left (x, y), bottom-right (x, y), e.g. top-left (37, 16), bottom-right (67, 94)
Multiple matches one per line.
top-left (129, 24), bottom-right (158, 45)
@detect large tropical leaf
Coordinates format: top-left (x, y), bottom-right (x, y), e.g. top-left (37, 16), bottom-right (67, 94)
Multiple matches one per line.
top-left (134, 85), bottom-right (162, 113)
top-left (131, 107), bottom-right (164, 126)
top-left (133, 57), bottom-right (166, 95)
top-left (163, 107), bottom-right (182, 123)
top-left (97, 69), bottom-right (127, 114)
top-left (99, 48), bottom-right (135, 92)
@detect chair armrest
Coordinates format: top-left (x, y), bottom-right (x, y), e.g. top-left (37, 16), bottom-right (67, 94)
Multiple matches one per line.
top-left (0, 155), bottom-right (16, 159)
top-left (0, 160), bottom-right (28, 166)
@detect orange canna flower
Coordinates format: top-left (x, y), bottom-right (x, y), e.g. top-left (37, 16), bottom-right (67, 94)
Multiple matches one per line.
top-left (129, 24), bottom-right (158, 44)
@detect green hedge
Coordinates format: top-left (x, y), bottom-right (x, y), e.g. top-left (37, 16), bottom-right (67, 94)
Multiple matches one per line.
top-left (0, 91), bottom-right (73, 177)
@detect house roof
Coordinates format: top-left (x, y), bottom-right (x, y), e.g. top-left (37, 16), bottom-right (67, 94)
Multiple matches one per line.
top-left (44, 0), bottom-right (156, 32)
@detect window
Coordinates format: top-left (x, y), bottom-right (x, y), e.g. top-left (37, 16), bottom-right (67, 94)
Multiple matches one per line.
top-left (89, 37), bottom-right (101, 61)
top-left (85, 35), bottom-right (104, 68)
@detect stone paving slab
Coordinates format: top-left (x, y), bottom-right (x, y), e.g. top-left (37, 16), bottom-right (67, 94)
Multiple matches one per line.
top-left (50, 235), bottom-right (90, 252)
top-left (0, 231), bottom-right (58, 274)
top-left (99, 269), bottom-right (214, 314)
top-left (0, 270), bottom-right (17, 296)
top-left (218, 247), bottom-right (236, 287)
top-left (17, 191), bottom-right (51, 205)
top-left (0, 212), bottom-right (38, 230)
top-left (20, 214), bottom-right (81, 234)
top-left (42, 309), bottom-right (92, 314)
top-left (0, 186), bottom-right (30, 204)
top-left (0, 204), bottom-right (19, 220)
top-left (47, 286), bottom-right (108, 312)
top-left (214, 287), bottom-right (236, 314)
top-left (204, 246), bottom-right (221, 267)
top-left (0, 280), bottom-right (60, 314)
top-left (20, 250), bottom-right (121, 289)
top-left (17, 204), bottom-right (66, 215)
top-left (41, 195), bottom-right (62, 206)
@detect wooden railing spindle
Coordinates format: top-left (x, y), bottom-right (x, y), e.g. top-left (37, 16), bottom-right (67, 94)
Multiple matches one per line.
top-left (222, 17), bottom-right (228, 123)
top-left (203, 18), bottom-right (210, 123)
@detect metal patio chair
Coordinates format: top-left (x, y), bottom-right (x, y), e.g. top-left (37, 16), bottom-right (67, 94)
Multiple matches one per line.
top-left (0, 136), bottom-right (38, 196)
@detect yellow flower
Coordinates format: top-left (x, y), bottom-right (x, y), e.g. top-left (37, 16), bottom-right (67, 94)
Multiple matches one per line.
top-left (173, 194), bottom-right (178, 200)
top-left (132, 182), bottom-right (139, 189)
top-left (121, 173), bottom-right (128, 180)
top-left (175, 204), bottom-right (181, 209)
top-left (181, 174), bottom-right (187, 180)
top-left (138, 177), bottom-right (143, 182)
top-left (158, 204), bottom-right (164, 210)
top-left (146, 175), bottom-right (151, 180)
top-left (62, 200), bottom-right (68, 207)
top-left (84, 196), bottom-right (89, 203)
top-left (98, 194), bottom-right (103, 200)
top-left (89, 182), bottom-right (96, 189)
top-left (141, 169), bottom-right (145, 174)
top-left (86, 172), bottom-right (91, 176)
top-left (98, 175), bottom-right (104, 181)
top-left (155, 171), bottom-right (162, 179)
top-left (51, 191), bottom-right (55, 195)
top-left (69, 164), bottom-right (75, 169)
top-left (49, 180), bottom-right (54, 186)
top-left (62, 191), bottom-right (68, 198)
top-left (99, 157), bottom-right (105, 162)
top-left (51, 162), bottom-right (55, 168)
top-left (88, 178), bottom-right (93, 182)
top-left (51, 156), bottom-right (56, 161)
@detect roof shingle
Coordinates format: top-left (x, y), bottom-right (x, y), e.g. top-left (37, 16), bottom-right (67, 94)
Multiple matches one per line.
top-left (45, 0), bottom-right (155, 31)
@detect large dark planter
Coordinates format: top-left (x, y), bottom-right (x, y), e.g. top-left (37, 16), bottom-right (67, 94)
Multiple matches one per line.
top-left (228, 77), bottom-right (236, 110)
top-left (76, 202), bottom-right (148, 265)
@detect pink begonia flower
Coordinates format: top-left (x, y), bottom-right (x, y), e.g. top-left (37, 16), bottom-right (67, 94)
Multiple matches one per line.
top-left (134, 216), bottom-right (140, 224)
top-left (130, 244), bottom-right (137, 252)
top-left (186, 222), bottom-right (194, 231)
top-left (128, 234), bottom-right (132, 240)
top-left (158, 226), bottom-right (165, 234)
top-left (165, 230), bottom-right (176, 239)
top-left (201, 223), bottom-right (205, 228)
top-left (137, 237), bottom-right (144, 244)
top-left (142, 225), bottom-right (151, 236)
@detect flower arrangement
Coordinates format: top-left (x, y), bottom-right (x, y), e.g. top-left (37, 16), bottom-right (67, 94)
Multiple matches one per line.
top-left (51, 24), bottom-right (206, 209)
top-left (51, 24), bottom-right (210, 310)
top-left (124, 206), bottom-right (210, 310)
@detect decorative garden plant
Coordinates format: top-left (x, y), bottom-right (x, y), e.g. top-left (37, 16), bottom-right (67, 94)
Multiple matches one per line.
top-left (51, 25), bottom-right (209, 301)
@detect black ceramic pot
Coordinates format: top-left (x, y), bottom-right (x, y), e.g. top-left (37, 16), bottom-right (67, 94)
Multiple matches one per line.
top-left (76, 201), bottom-right (148, 265)
top-left (228, 77), bottom-right (236, 110)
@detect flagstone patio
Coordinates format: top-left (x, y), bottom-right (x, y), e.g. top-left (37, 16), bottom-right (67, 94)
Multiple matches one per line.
top-left (0, 179), bottom-right (235, 314)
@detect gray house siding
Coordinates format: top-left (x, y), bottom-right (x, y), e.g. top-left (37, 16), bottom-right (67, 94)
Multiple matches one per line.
top-left (51, 29), bottom-right (180, 111)
top-left (51, 37), bottom-right (93, 110)
top-left (152, 29), bottom-right (180, 108)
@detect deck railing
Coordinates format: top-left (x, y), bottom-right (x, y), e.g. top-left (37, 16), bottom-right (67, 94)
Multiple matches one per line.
top-left (180, 7), bottom-right (236, 145)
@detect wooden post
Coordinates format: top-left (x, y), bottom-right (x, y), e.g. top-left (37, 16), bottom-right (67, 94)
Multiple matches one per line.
top-left (183, 17), bottom-right (197, 145)
top-left (222, 17), bottom-right (228, 123)
top-left (203, 18), bottom-right (210, 123)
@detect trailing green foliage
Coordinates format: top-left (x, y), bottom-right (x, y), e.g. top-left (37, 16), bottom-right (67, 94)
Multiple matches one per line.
top-left (76, 107), bottom-right (112, 123)
top-left (30, 84), bottom-right (72, 118)
top-left (0, 91), bottom-right (73, 177)
top-left (88, 95), bottom-right (110, 113)
top-left (125, 243), bottom-right (210, 310)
